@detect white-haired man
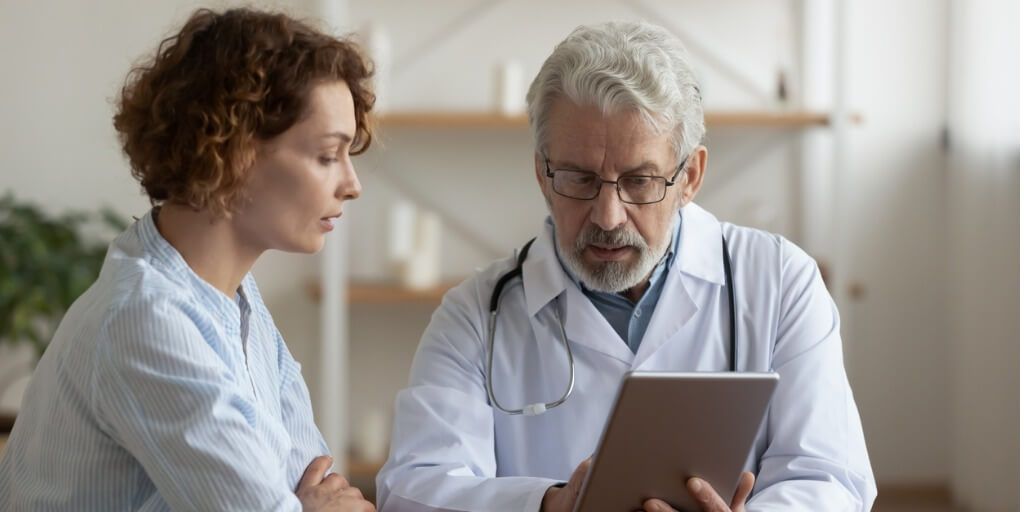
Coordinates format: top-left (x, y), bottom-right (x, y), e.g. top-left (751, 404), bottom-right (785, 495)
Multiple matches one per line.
top-left (376, 21), bottom-right (876, 512)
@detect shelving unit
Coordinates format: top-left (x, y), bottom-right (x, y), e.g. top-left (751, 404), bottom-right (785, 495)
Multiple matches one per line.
top-left (377, 110), bottom-right (861, 129)
top-left (315, 1), bottom-right (859, 485)
top-left (310, 109), bottom-right (858, 311)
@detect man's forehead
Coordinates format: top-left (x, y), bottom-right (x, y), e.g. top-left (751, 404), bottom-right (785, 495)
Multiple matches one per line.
top-left (545, 125), bottom-right (674, 167)
top-left (547, 101), bottom-right (669, 150)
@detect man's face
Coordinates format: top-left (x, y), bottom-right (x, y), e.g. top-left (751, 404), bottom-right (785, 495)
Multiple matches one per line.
top-left (535, 97), bottom-right (706, 293)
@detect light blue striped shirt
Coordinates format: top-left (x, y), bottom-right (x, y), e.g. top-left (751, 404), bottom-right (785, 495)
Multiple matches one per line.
top-left (0, 209), bottom-right (328, 511)
top-left (552, 214), bottom-right (682, 353)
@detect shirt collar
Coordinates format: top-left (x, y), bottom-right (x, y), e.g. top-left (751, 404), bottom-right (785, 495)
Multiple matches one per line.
top-left (136, 208), bottom-right (246, 328)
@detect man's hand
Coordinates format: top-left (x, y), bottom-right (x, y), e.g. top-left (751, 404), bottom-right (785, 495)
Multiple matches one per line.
top-left (296, 456), bottom-right (376, 512)
top-left (642, 471), bottom-right (756, 512)
top-left (540, 457), bottom-right (592, 512)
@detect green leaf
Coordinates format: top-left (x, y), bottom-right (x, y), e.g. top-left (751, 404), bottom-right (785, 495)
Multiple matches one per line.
top-left (0, 196), bottom-right (127, 352)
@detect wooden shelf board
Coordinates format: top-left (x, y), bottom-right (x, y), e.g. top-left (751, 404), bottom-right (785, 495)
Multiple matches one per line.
top-left (376, 110), bottom-right (861, 129)
top-left (378, 111), bottom-right (526, 128)
top-left (306, 280), bottom-right (459, 305)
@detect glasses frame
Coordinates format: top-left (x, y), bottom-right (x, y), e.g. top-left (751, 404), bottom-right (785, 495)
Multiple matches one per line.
top-left (543, 154), bottom-right (689, 205)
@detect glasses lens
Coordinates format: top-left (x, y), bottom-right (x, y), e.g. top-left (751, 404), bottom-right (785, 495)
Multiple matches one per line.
top-left (618, 176), bottom-right (665, 204)
top-left (552, 170), bottom-right (600, 199)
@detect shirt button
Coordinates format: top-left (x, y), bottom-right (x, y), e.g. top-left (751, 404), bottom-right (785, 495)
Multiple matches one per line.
top-left (633, 309), bottom-right (642, 318)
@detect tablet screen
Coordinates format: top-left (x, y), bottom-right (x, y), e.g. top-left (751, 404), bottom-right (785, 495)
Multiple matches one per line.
top-left (573, 372), bottom-right (778, 512)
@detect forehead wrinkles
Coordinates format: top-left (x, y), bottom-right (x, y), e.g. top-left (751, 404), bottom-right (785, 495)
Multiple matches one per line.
top-left (559, 121), bottom-right (670, 175)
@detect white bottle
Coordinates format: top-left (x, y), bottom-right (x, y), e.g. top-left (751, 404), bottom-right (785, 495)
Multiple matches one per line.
top-left (400, 211), bottom-right (442, 290)
top-left (495, 60), bottom-right (525, 116)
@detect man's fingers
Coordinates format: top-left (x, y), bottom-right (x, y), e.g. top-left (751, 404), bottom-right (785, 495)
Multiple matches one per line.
top-left (642, 498), bottom-right (676, 511)
top-left (730, 472), bottom-right (756, 509)
top-left (568, 457), bottom-right (593, 491)
top-left (572, 457), bottom-right (592, 480)
top-left (686, 478), bottom-right (730, 512)
top-left (298, 455), bottom-right (333, 490)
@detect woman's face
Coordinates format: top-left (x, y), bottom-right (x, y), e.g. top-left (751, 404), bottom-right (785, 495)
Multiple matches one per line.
top-left (234, 80), bottom-right (362, 254)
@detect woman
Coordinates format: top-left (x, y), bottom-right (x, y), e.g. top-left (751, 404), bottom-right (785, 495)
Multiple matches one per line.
top-left (0, 8), bottom-right (374, 511)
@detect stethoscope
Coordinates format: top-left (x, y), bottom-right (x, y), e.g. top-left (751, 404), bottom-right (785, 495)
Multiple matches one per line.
top-left (486, 232), bottom-right (738, 416)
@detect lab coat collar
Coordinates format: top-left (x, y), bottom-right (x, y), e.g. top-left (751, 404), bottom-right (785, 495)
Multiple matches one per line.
top-left (677, 203), bottom-right (726, 285)
top-left (521, 220), bottom-right (568, 318)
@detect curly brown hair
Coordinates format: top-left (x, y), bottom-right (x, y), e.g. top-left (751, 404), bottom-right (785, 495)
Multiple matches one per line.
top-left (113, 7), bottom-right (375, 216)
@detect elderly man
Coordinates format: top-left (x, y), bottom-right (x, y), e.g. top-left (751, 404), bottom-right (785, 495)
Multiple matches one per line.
top-left (376, 21), bottom-right (875, 512)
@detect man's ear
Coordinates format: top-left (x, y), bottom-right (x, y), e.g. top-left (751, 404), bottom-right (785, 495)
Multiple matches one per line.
top-left (678, 145), bottom-right (708, 205)
top-left (534, 152), bottom-right (546, 188)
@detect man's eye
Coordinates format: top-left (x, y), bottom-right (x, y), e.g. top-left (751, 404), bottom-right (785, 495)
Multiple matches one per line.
top-left (566, 173), bottom-right (596, 185)
top-left (622, 176), bottom-right (653, 187)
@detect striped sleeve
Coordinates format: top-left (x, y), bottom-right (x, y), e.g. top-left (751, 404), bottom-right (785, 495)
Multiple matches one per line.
top-left (276, 328), bottom-right (332, 486)
top-left (91, 297), bottom-right (303, 511)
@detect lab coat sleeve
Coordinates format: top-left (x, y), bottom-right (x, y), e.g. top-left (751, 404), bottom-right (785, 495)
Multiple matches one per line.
top-left (745, 239), bottom-right (877, 511)
top-left (376, 277), bottom-right (560, 512)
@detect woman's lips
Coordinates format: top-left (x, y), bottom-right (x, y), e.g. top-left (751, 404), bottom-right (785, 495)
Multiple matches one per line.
top-left (319, 215), bottom-right (339, 232)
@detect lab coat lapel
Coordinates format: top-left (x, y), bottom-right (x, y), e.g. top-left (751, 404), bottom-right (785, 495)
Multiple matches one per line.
top-left (522, 220), bottom-right (635, 365)
top-left (631, 269), bottom-right (697, 367)
top-left (632, 205), bottom-right (726, 368)
top-left (562, 284), bottom-right (635, 364)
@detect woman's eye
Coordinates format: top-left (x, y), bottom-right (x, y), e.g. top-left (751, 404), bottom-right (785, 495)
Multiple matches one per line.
top-left (319, 156), bottom-right (339, 165)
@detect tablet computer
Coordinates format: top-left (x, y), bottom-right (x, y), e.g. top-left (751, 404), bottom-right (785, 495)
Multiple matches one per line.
top-left (573, 372), bottom-right (779, 512)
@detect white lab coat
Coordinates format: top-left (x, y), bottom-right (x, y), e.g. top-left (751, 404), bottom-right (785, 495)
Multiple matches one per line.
top-left (376, 203), bottom-right (876, 512)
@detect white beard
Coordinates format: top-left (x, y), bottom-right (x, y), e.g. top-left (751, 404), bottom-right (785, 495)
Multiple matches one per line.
top-left (557, 223), bottom-right (671, 293)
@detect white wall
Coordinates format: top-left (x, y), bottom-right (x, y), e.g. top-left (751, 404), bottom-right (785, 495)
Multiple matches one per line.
top-left (946, 0), bottom-right (1019, 509)
top-left (842, 0), bottom-right (952, 483)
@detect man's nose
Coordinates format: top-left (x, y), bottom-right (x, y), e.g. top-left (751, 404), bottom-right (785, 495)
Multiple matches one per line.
top-left (589, 182), bottom-right (627, 231)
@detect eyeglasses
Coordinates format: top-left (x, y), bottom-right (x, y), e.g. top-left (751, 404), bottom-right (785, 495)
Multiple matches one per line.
top-left (543, 156), bottom-right (688, 205)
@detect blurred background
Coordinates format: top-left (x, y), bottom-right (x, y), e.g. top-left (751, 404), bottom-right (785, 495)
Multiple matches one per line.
top-left (0, 0), bottom-right (1018, 510)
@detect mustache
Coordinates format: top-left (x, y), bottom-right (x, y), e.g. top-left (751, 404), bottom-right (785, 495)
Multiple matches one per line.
top-left (574, 225), bottom-right (648, 252)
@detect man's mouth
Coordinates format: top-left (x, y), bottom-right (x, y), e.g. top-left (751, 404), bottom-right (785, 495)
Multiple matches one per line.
top-left (586, 244), bottom-right (633, 261)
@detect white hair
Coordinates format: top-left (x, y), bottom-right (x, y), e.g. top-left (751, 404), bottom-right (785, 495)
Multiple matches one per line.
top-left (526, 21), bottom-right (705, 163)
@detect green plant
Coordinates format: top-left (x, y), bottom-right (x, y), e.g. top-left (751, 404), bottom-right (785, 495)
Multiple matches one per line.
top-left (0, 194), bottom-right (127, 355)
